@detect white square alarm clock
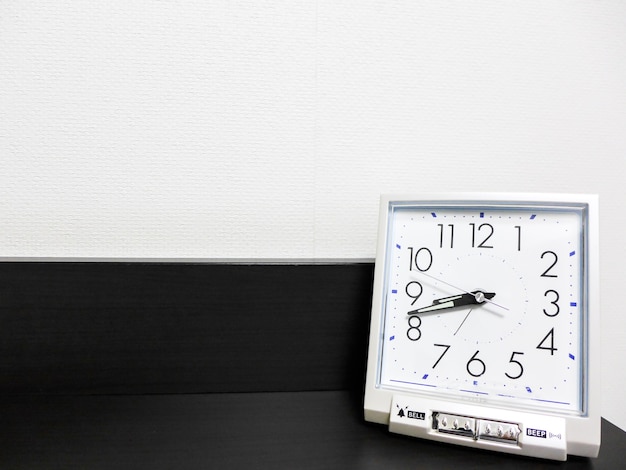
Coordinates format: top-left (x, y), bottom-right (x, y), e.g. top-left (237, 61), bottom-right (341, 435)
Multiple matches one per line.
top-left (364, 193), bottom-right (600, 461)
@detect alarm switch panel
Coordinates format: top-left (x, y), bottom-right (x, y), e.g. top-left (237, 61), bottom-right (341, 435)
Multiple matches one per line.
top-left (388, 395), bottom-right (567, 461)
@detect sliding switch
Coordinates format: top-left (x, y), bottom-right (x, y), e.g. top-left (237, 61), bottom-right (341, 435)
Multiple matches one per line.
top-left (477, 419), bottom-right (520, 444)
top-left (433, 412), bottom-right (476, 438)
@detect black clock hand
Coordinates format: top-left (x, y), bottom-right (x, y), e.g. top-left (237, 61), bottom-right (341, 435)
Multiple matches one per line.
top-left (410, 270), bottom-right (509, 311)
top-left (408, 291), bottom-right (495, 315)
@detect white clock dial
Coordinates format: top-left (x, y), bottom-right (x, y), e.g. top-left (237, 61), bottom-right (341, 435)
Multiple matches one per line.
top-left (378, 205), bottom-right (585, 415)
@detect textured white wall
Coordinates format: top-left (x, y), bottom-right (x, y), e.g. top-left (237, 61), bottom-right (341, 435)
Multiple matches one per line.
top-left (2, 2), bottom-right (625, 430)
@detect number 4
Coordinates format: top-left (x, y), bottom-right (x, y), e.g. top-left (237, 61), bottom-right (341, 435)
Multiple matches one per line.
top-left (537, 328), bottom-right (558, 355)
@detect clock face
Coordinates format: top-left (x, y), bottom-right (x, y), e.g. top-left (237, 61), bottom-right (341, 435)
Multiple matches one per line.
top-left (377, 201), bottom-right (588, 416)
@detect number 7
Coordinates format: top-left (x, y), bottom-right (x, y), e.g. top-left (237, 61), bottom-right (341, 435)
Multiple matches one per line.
top-left (433, 344), bottom-right (451, 368)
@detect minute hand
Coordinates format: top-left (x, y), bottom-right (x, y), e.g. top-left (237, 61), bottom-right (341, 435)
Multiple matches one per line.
top-left (409, 291), bottom-right (495, 315)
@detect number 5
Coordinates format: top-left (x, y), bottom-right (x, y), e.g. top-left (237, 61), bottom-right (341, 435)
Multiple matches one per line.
top-left (505, 352), bottom-right (524, 379)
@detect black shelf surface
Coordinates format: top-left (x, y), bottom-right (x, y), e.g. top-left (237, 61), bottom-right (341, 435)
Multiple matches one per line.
top-left (1, 262), bottom-right (624, 468)
top-left (1, 391), bottom-right (624, 469)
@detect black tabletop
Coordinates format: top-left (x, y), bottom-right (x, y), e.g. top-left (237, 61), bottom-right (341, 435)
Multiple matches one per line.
top-left (1, 391), bottom-right (623, 469)
top-left (1, 263), bottom-right (622, 469)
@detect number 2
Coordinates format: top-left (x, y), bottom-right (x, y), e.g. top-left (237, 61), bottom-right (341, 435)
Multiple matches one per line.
top-left (540, 251), bottom-right (558, 278)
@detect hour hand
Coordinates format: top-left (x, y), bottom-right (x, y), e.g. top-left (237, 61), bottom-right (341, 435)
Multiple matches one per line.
top-left (408, 291), bottom-right (495, 315)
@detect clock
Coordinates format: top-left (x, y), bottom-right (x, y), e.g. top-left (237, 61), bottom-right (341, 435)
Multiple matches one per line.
top-left (364, 193), bottom-right (600, 461)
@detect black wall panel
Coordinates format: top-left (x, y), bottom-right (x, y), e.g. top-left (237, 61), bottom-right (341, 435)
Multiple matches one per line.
top-left (0, 263), bottom-right (374, 395)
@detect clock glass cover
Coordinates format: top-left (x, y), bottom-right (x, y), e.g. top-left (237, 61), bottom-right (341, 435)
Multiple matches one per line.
top-left (364, 193), bottom-right (600, 460)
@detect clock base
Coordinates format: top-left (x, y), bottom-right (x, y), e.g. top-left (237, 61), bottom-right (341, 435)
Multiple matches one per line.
top-left (388, 395), bottom-right (568, 461)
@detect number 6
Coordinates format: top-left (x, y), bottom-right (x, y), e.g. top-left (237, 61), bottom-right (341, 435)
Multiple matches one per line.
top-left (466, 350), bottom-right (486, 377)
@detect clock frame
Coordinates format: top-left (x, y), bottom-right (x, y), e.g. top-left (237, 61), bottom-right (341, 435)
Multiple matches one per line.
top-left (364, 193), bottom-right (600, 460)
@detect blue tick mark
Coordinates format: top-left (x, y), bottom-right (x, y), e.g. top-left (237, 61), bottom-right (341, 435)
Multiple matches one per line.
top-left (391, 289), bottom-right (398, 294)
top-left (570, 251), bottom-right (576, 257)
top-left (396, 243), bottom-right (402, 249)
top-left (480, 212), bottom-right (485, 218)
top-left (473, 381), bottom-right (478, 386)
top-left (570, 302), bottom-right (577, 307)
top-left (526, 387), bottom-right (532, 393)
top-left (530, 214), bottom-right (536, 220)
top-left (569, 354), bottom-right (575, 360)
top-left (390, 336), bottom-right (395, 341)
top-left (422, 374), bottom-right (429, 380)
top-left (431, 212), bottom-right (437, 218)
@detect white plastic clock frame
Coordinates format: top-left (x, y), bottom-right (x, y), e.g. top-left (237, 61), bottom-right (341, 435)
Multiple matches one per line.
top-left (364, 193), bottom-right (600, 460)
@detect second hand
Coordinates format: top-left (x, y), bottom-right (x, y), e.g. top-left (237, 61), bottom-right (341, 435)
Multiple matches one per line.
top-left (454, 308), bottom-right (473, 336)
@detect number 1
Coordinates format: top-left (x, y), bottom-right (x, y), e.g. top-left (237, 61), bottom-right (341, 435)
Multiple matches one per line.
top-left (438, 224), bottom-right (454, 248)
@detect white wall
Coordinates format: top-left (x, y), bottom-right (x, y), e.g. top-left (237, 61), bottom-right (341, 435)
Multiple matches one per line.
top-left (1, 1), bottom-right (625, 431)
